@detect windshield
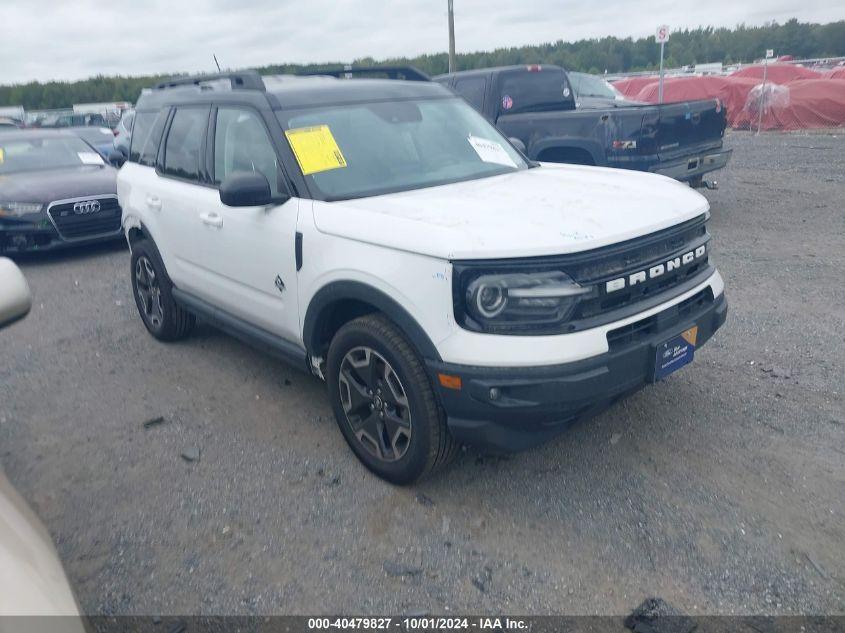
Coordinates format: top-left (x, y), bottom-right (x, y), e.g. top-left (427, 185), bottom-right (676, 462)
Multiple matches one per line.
top-left (569, 72), bottom-right (623, 99)
top-left (73, 128), bottom-right (114, 145)
top-left (0, 136), bottom-right (104, 175)
top-left (277, 97), bottom-right (527, 200)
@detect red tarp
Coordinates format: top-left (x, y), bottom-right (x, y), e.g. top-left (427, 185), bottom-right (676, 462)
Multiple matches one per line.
top-left (632, 76), bottom-right (759, 127)
top-left (634, 75), bottom-right (730, 103)
top-left (717, 78), bottom-right (763, 127)
top-left (732, 79), bottom-right (845, 131)
top-left (628, 74), bottom-right (845, 130)
top-left (729, 63), bottom-right (821, 84)
top-left (611, 76), bottom-right (659, 98)
top-left (823, 67), bottom-right (845, 80)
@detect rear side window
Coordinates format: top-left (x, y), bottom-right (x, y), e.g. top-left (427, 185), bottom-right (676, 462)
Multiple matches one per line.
top-left (129, 110), bottom-right (167, 166)
top-left (162, 107), bottom-right (209, 181)
top-left (454, 76), bottom-right (487, 111)
top-left (499, 70), bottom-right (573, 115)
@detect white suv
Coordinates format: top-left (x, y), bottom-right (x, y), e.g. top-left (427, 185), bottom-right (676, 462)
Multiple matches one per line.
top-left (118, 70), bottom-right (727, 483)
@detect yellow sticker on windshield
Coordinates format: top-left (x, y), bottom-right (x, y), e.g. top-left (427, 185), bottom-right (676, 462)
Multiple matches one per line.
top-left (284, 125), bottom-right (347, 175)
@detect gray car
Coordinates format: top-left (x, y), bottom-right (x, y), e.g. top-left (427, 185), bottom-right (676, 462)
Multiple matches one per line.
top-left (568, 71), bottom-right (642, 108)
top-left (113, 108), bottom-right (134, 158)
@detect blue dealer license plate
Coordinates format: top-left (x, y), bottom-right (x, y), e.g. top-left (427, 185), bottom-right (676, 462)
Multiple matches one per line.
top-left (654, 326), bottom-right (698, 380)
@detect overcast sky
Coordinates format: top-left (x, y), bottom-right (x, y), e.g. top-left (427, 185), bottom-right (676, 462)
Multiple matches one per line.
top-left (1, 0), bottom-right (841, 85)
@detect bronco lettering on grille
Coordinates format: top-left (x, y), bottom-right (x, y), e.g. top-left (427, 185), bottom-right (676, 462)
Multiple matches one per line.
top-left (605, 244), bottom-right (706, 293)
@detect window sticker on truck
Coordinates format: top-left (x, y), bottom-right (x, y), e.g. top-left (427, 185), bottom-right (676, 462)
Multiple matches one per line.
top-left (77, 151), bottom-right (105, 165)
top-left (284, 125), bottom-right (348, 175)
top-left (467, 135), bottom-right (517, 168)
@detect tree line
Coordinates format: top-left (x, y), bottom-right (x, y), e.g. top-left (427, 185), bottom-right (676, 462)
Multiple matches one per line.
top-left (2, 19), bottom-right (843, 111)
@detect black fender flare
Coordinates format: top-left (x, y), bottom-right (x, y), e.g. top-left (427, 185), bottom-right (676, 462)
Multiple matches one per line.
top-left (303, 281), bottom-right (442, 361)
top-left (126, 220), bottom-right (152, 248)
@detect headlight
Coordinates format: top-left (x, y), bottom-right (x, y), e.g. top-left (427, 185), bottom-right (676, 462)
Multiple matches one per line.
top-left (0, 202), bottom-right (43, 217)
top-left (461, 271), bottom-right (592, 333)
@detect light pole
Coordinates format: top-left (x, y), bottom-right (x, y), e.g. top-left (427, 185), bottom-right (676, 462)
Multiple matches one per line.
top-left (448, 0), bottom-right (456, 73)
top-left (757, 49), bottom-right (773, 135)
top-left (658, 41), bottom-right (665, 103)
top-left (656, 25), bottom-right (669, 104)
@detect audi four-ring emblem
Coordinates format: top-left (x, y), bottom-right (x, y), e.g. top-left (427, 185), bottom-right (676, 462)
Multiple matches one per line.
top-left (73, 200), bottom-right (101, 215)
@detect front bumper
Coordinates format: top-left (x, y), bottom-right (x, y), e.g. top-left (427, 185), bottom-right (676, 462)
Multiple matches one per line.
top-left (426, 289), bottom-right (727, 452)
top-left (651, 148), bottom-right (732, 182)
top-left (0, 222), bottom-right (121, 254)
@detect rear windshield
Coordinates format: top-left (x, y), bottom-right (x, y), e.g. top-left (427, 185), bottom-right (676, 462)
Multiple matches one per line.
top-left (499, 69), bottom-right (573, 114)
top-left (0, 136), bottom-right (104, 175)
top-left (276, 96), bottom-right (527, 200)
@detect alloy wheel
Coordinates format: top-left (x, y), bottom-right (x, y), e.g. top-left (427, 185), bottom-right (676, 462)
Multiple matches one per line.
top-left (338, 346), bottom-right (412, 462)
top-left (135, 255), bottom-right (164, 329)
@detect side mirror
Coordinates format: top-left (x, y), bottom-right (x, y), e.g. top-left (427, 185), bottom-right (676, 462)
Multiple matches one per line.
top-left (508, 137), bottom-right (527, 154)
top-left (0, 258), bottom-right (32, 330)
top-left (219, 171), bottom-right (274, 207)
top-left (108, 149), bottom-right (126, 168)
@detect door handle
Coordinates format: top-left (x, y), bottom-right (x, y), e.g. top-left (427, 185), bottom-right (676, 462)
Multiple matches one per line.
top-left (145, 195), bottom-right (161, 210)
top-left (199, 212), bottom-right (223, 228)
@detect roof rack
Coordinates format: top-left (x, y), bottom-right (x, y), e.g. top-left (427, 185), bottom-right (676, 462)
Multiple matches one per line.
top-left (301, 66), bottom-right (431, 82)
top-left (154, 70), bottom-right (266, 91)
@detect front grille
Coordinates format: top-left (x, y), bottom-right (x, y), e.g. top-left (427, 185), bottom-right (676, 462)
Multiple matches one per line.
top-left (607, 287), bottom-right (714, 351)
top-left (565, 216), bottom-right (708, 282)
top-left (561, 216), bottom-right (710, 323)
top-left (48, 196), bottom-right (121, 240)
top-left (452, 214), bottom-right (713, 335)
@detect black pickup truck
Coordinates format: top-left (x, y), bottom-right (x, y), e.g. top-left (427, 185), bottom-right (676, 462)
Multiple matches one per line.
top-left (434, 65), bottom-right (732, 186)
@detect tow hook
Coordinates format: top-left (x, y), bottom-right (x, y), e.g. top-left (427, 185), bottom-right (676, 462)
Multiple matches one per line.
top-left (702, 180), bottom-right (719, 190)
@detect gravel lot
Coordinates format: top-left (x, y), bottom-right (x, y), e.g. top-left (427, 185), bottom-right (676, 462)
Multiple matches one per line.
top-left (1, 131), bottom-right (843, 617)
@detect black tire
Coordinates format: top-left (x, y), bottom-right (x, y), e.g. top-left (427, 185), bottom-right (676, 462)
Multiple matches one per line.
top-left (130, 239), bottom-right (195, 341)
top-left (326, 314), bottom-right (458, 484)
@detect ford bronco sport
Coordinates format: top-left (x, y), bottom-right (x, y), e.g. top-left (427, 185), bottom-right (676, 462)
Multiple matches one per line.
top-left (118, 70), bottom-right (727, 483)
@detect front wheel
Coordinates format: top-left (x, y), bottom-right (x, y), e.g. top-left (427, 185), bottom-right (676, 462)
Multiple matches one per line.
top-left (326, 314), bottom-right (457, 484)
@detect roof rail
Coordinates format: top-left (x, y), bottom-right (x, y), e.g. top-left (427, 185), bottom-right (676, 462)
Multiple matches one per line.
top-left (154, 70), bottom-right (266, 91)
top-left (301, 66), bottom-right (431, 82)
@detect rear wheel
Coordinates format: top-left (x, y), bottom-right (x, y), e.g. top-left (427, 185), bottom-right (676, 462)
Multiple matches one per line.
top-left (131, 239), bottom-right (195, 341)
top-left (326, 314), bottom-right (457, 484)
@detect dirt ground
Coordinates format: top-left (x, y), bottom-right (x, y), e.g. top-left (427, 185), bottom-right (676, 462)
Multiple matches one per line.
top-left (1, 131), bottom-right (843, 616)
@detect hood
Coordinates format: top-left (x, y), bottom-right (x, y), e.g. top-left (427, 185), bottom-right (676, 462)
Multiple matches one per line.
top-left (312, 164), bottom-right (709, 260)
top-left (0, 165), bottom-right (117, 205)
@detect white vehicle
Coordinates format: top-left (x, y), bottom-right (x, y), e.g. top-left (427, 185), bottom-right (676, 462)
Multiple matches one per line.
top-left (0, 258), bottom-right (85, 627)
top-left (118, 70), bottom-right (727, 483)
